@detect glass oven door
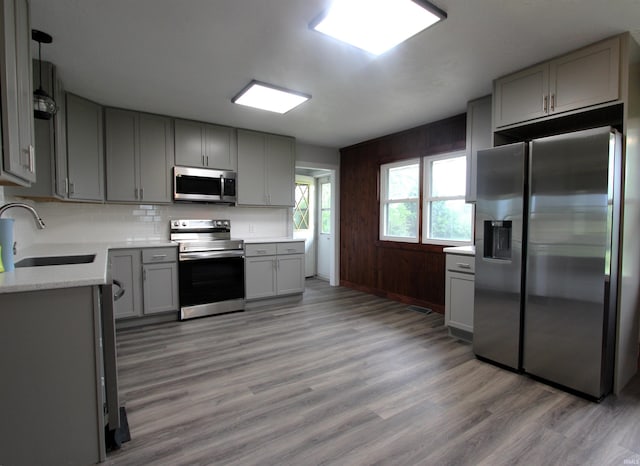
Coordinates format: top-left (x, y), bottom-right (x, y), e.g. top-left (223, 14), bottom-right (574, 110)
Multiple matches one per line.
top-left (178, 256), bottom-right (245, 306)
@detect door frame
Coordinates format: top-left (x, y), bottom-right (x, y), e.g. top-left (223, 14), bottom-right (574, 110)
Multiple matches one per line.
top-left (294, 163), bottom-right (339, 286)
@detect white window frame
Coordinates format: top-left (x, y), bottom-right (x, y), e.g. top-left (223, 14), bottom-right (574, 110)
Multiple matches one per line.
top-left (422, 150), bottom-right (473, 246)
top-left (379, 158), bottom-right (420, 243)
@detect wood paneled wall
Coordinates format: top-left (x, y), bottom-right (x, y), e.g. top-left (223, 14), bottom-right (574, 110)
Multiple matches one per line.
top-left (339, 114), bottom-right (467, 313)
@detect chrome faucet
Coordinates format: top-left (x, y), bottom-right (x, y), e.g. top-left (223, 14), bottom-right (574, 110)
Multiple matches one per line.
top-left (0, 203), bottom-right (46, 229)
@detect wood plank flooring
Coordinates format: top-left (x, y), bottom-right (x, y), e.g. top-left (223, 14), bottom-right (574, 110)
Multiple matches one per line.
top-left (107, 279), bottom-right (640, 465)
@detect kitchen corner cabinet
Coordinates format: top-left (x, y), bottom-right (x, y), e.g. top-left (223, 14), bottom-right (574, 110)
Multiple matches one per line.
top-left (237, 129), bottom-right (295, 207)
top-left (66, 93), bottom-right (104, 201)
top-left (174, 118), bottom-right (236, 170)
top-left (494, 36), bottom-right (620, 129)
top-left (0, 0), bottom-right (36, 186)
top-left (444, 253), bottom-right (475, 341)
top-left (111, 247), bottom-right (178, 320)
top-left (111, 249), bottom-right (143, 319)
top-left (465, 96), bottom-right (492, 203)
top-left (106, 108), bottom-right (173, 203)
top-left (245, 241), bottom-right (305, 300)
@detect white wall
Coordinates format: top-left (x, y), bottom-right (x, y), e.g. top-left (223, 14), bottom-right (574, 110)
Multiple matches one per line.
top-left (296, 142), bottom-right (339, 167)
top-left (2, 192), bottom-right (290, 254)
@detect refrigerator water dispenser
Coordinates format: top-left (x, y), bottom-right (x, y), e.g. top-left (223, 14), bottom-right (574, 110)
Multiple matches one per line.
top-left (484, 220), bottom-right (512, 260)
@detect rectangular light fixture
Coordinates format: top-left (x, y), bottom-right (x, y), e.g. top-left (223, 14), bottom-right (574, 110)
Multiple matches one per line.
top-left (311, 0), bottom-right (446, 56)
top-left (232, 80), bottom-right (311, 114)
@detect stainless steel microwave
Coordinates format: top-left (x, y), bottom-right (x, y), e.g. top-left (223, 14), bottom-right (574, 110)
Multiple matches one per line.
top-left (173, 166), bottom-right (237, 204)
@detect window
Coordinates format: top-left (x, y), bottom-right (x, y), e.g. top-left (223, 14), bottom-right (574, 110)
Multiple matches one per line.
top-left (423, 151), bottom-right (473, 244)
top-left (380, 159), bottom-right (420, 242)
top-left (293, 182), bottom-right (310, 230)
top-left (320, 179), bottom-right (332, 234)
top-left (378, 152), bottom-right (473, 245)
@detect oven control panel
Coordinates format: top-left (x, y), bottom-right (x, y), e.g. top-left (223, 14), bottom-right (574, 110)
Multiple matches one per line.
top-left (170, 219), bottom-right (230, 231)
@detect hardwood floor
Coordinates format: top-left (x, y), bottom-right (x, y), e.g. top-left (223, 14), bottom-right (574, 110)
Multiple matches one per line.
top-left (108, 279), bottom-right (640, 465)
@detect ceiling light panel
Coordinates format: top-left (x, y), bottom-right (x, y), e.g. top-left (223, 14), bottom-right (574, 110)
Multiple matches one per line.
top-left (232, 81), bottom-right (311, 114)
top-left (312, 0), bottom-right (446, 55)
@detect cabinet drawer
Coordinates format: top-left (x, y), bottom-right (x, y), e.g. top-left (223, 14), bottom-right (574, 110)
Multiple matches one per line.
top-left (142, 247), bottom-right (177, 263)
top-left (446, 254), bottom-right (475, 274)
top-left (245, 243), bottom-right (277, 257)
top-left (276, 242), bottom-right (305, 255)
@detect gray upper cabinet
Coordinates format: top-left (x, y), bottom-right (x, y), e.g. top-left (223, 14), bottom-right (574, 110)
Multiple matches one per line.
top-left (494, 36), bottom-right (620, 129)
top-left (105, 108), bottom-right (173, 203)
top-left (174, 118), bottom-right (236, 170)
top-left (66, 93), bottom-right (104, 201)
top-left (0, 0), bottom-right (35, 185)
top-left (53, 65), bottom-right (68, 198)
top-left (465, 96), bottom-right (492, 203)
top-left (237, 129), bottom-right (295, 207)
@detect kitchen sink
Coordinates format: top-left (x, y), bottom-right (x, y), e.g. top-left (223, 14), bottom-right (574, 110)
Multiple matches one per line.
top-left (14, 254), bottom-right (96, 268)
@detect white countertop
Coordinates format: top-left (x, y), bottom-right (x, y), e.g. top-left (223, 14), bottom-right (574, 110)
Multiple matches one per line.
top-left (244, 237), bottom-right (304, 244)
top-left (0, 241), bottom-right (176, 294)
top-left (443, 245), bottom-right (475, 256)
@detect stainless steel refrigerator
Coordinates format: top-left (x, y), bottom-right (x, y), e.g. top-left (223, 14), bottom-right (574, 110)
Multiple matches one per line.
top-left (474, 126), bottom-right (622, 399)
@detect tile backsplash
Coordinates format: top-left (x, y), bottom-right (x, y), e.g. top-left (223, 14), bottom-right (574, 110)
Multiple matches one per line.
top-left (3, 192), bottom-right (291, 253)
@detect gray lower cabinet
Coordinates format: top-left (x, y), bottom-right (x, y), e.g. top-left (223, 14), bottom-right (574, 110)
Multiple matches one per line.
top-left (0, 286), bottom-right (107, 465)
top-left (105, 108), bottom-right (173, 203)
top-left (111, 246), bottom-right (178, 320)
top-left (444, 253), bottom-right (475, 341)
top-left (111, 249), bottom-right (143, 319)
top-left (142, 248), bottom-right (179, 314)
top-left (245, 241), bottom-right (305, 300)
top-left (0, 0), bottom-right (35, 186)
top-left (237, 129), bottom-right (295, 206)
top-left (174, 118), bottom-right (236, 170)
top-left (66, 93), bottom-right (104, 201)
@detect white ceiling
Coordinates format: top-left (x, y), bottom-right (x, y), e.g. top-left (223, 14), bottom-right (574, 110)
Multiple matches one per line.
top-left (30, 0), bottom-right (640, 149)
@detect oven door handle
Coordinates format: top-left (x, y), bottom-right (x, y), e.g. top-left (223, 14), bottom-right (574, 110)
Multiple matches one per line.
top-left (179, 250), bottom-right (245, 261)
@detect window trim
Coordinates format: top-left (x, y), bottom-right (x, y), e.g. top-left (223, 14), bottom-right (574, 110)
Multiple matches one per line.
top-left (422, 150), bottom-right (473, 246)
top-left (379, 158), bottom-right (420, 243)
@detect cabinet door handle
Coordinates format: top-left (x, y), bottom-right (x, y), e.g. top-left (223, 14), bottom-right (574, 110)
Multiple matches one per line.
top-left (140, 188), bottom-right (144, 200)
top-left (134, 188), bottom-right (139, 199)
top-left (543, 95), bottom-right (548, 113)
top-left (456, 263), bottom-right (471, 269)
top-left (143, 269), bottom-right (147, 281)
top-left (152, 254), bottom-right (167, 260)
top-left (202, 154), bottom-right (206, 166)
top-left (286, 248), bottom-right (297, 253)
top-left (256, 249), bottom-right (267, 254)
top-left (69, 182), bottom-right (75, 195)
top-left (28, 145), bottom-right (35, 173)
top-left (64, 178), bottom-right (69, 196)
top-left (550, 94), bottom-right (555, 112)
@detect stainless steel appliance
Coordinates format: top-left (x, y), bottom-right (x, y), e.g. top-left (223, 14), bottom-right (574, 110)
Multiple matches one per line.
top-left (170, 219), bottom-right (245, 319)
top-left (474, 126), bottom-right (622, 399)
top-left (173, 166), bottom-right (237, 204)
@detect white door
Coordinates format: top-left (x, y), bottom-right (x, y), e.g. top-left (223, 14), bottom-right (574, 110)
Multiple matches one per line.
top-left (293, 175), bottom-right (315, 277)
top-left (317, 176), bottom-right (332, 280)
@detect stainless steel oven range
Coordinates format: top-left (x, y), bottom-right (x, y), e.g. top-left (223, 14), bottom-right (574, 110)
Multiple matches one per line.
top-left (170, 219), bottom-right (245, 320)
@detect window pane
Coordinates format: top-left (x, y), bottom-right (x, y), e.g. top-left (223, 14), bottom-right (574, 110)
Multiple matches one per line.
top-left (429, 199), bottom-right (472, 241)
top-left (321, 211), bottom-right (331, 234)
top-left (321, 182), bottom-right (331, 208)
top-left (294, 183), bottom-right (310, 230)
top-left (388, 164), bottom-right (419, 200)
top-left (386, 202), bottom-right (418, 238)
top-left (430, 156), bottom-right (466, 197)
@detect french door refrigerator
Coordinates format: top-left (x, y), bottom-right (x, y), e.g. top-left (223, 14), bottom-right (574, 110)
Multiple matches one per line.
top-left (474, 126), bottom-right (622, 399)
